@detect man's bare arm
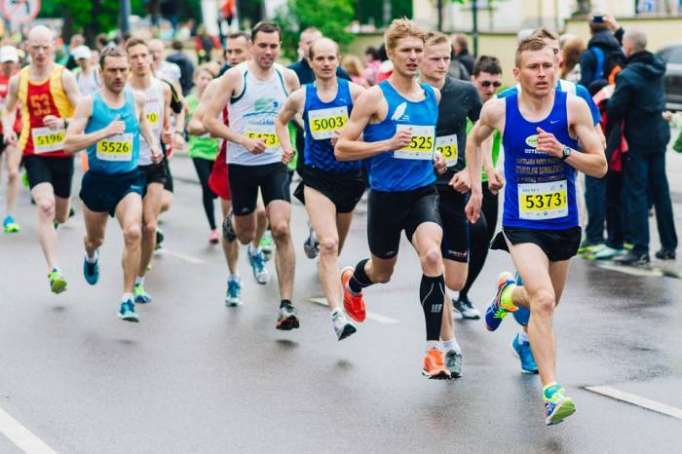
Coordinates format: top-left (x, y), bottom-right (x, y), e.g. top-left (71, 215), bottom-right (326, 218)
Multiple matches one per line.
top-left (64, 96), bottom-right (113, 152)
top-left (2, 75), bottom-right (20, 143)
top-left (275, 88), bottom-right (304, 160)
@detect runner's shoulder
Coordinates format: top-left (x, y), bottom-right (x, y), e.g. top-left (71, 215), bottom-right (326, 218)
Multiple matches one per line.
top-left (480, 97), bottom-right (505, 122)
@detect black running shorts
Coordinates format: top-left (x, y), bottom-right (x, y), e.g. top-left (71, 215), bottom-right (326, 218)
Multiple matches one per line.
top-left (491, 226), bottom-right (582, 262)
top-left (23, 155), bottom-right (74, 198)
top-left (228, 162), bottom-right (291, 216)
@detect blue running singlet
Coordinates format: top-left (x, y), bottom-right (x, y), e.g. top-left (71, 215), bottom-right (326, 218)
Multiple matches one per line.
top-left (502, 90), bottom-right (580, 230)
top-left (85, 89), bottom-right (140, 174)
top-left (363, 80), bottom-right (439, 191)
top-left (302, 79), bottom-right (359, 173)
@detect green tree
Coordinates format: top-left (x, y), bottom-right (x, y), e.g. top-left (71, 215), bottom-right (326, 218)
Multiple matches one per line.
top-left (275, 0), bottom-right (355, 61)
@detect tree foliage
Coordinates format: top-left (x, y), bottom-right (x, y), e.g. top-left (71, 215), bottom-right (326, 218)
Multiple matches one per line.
top-left (275, 0), bottom-right (355, 61)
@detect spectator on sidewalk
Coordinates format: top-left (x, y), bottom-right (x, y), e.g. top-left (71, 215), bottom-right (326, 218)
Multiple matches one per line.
top-left (559, 34), bottom-right (585, 83)
top-left (608, 29), bottom-right (677, 265)
top-left (166, 40), bottom-right (195, 96)
top-left (451, 34), bottom-right (474, 75)
top-left (579, 14), bottom-right (626, 95)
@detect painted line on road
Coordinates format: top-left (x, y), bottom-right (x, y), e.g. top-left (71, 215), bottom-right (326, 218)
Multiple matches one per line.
top-left (0, 405), bottom-right (57, 453)
top-left (308, 297), bottom-right (400, 324)
top-left (159, 249), bottom-right (206, 265)
top-left (595, 262), bottom-right (664, 277)
top-left (585, 385), bottom-right (682, 420)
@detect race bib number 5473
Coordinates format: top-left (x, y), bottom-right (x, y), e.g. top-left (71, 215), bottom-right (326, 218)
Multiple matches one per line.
top-left (244, 123), bottom-right (279, 148)
top-left (393, 125), bottom-right (435, 160)
top-left (518, 180), bottom-right (568, 220)
top-left (308, 106), bottom-right (348, 140)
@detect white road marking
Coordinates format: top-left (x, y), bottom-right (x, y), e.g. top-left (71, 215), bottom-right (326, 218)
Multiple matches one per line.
top-left (595, 262), bottom-right (664, 277)
top-left (308, 297), bottom-right (400, 324)
top-left (0, 405), bottom-right (57, 453)
top-left (585, 385), bottom-right (682, 420)
top-left (161, 250), bottom-right (205, 264)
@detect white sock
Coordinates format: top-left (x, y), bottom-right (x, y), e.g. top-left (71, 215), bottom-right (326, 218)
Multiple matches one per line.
top-left (441, 339), bottom-right (461, 353)
top-left (122, 292), bottom-right (133, 302)
top-left (425, 340), bottom-right (441, 352)
top-left (518, 331), bottom-right (529, 343)
top-left (85, 250), bottom-right (98, 263)
top-left (330, 308), bottom-right (341, 317)
top-left (229, 273), bottom-right (240, 281)
top-left (135, 276), bottom-right (144, 286)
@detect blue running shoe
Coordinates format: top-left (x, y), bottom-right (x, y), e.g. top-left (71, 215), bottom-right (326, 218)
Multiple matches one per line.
top-left (3, 215), bottom-right (20, 233)
top-left (133, 283), bottom-right (152, 304)
top-left (83, 256), bottom-right (100, 285)
top-left (225, 276), bottom-right (242, 307)
top-left (248, 246), bottom-right (270, 285)
top-left (544, 385), bottom-right (576, 426)
top-left (118, 300), bottom-right (139, 322)
top-left (485, 272), bottom-right (517, 331)
top-left (512, 333), bottom-right (538, 374)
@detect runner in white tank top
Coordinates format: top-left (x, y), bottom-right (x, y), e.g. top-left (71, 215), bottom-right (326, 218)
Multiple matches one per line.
top-left (203, 22), bottom-right (302, 331)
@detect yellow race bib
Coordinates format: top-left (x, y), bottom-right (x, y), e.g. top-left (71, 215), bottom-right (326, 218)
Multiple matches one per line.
top-left (244, 123), bottom-right (280, 148)
top-left (436, 134), bottom-right (458, 167)
top-left (308, 106), bottom-right (348, 140)
top-left (518, 180), bottom-right (568, 220)
top-left (32, 127), bottom-right (66, 154)
top-left (96, 133), bottom-right (134, 162)
top-left (394, 125), bottom-right (435, 160)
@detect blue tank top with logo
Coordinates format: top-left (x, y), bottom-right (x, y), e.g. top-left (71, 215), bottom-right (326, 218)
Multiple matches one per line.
top-left (363, 80), bottom-right (438, 191)
top-left (303, 79), bottom-right (359, 173)
top-left (502, 90), bottom-right (579, 230)
top-left (85, 89), bottom-right (140, 174)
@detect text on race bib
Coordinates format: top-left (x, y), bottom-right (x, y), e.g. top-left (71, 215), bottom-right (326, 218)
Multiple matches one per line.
top-left (436, 134), bottom-right (458, 167)
top-left (244, 123), bottom-right (280, 149)
top-left (518, 180), bottom-right (568, 220)
top-left (308, 106), bottom-right (348, 140)
top-left (146, 111), bottom-right (160, 126)
top-left (96, 133), bottom-right (134, 162)
top-left (393, 124), bottom-right (435, 160)
top-left (32, 127), bottom-right (66, 154)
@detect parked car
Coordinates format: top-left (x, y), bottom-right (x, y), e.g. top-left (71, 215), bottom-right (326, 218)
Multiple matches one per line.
top-left (657, 44), bottom-right (682, 111)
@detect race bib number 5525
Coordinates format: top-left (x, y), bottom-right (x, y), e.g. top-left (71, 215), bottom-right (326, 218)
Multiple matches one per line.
top-left (518, 180), bottom-right (568, 220)
top-left (393, 124), bottom-right (435, 160)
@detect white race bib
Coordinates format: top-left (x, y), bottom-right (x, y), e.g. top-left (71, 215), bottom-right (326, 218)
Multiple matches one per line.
top-left (32, 127), bottom-right (66, 154)
top-left (96, 133), bottom-right (134, 162)
top-left (393, 124), bottom-right (435, 160)
top-left (435, 134), bottom-right (458, 167)
top-left (308, 106), bottom-right (349, 140)
top-left (518, 180), bottom-right (568, 220)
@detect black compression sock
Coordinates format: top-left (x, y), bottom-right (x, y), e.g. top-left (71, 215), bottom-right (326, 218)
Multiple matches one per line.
top-left (420, 274), bottom-right (446, 341)
top-left (280, 299), bottom-right (293, 308)
top-left (349, 258), bottom-right (372, 293)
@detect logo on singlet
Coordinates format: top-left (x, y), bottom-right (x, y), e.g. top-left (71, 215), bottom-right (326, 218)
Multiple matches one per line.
top-left (390, 102), bottom-right (409, 122)
top-left (524, 134), bottom-right (543, 155)
top-left (254, 97), bottom-right (281, 114)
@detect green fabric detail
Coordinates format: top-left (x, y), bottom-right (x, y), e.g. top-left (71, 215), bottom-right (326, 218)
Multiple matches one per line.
top-left (466, 119), bottom-right (501, 183)
top-left (187, 94), bottom-right (219, 161)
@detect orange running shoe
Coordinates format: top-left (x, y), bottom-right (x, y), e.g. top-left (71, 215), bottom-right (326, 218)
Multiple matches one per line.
top-left (341, 266), bottom-right (367, 323)
top-left (422, 347), bottom-right (452, 380)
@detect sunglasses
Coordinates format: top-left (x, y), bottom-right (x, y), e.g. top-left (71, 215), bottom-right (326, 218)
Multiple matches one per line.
top-left (480, 80), bottom-right (502, 88)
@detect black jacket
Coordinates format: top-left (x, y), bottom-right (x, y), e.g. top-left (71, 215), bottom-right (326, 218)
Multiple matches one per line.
top-left (578, 29), bottom-right (624, 88)
top-left (607, 51), bottom-right (671, 152)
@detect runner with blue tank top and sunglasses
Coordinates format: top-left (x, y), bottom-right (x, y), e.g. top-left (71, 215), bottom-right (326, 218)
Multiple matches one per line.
top-left (336, 18), bottom-right (454, 380)
top-left (275, 37), bottom-right (366, 341)
top-left (65, 46), bottom-right (163, 322)
top-left (465, 37), bottom-right (606, 425)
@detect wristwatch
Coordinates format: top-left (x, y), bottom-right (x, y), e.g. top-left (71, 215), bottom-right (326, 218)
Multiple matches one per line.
top-left (561, 145), bottom-right (572, 161)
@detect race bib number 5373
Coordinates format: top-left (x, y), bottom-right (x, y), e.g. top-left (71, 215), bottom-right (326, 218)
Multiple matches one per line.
top-left (518, 180), bottom-right (568, 220)
top-left (393, 125), bottom-right (435, 160)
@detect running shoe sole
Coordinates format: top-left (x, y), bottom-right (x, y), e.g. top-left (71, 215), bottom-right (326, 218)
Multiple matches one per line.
top-left (337, 323), bottom-right (357, 341)
top-left (51, 279), bottom-right (67, 294)
top-left (276, 315), bottom-right (300, 330)
top-left (546, 398), bottom-right (576, 426)
top-left (225, 299), bottom-right (242, 307)
top-left (421, 369), bottom-right (451, 380)
top-left (118, 313), bottom-right (140, 323)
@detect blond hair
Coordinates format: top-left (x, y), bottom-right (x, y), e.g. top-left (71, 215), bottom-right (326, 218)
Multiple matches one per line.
top-left (384, 18), bottom-right (425, 53)
top-left (515, 37), bottom-right (549, 66)
top-left (424, 31), bottom-right (450, 48)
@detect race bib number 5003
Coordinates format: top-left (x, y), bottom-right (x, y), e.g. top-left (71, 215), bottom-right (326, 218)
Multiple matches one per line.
top-left (308, 106), bottom-right (348, 140)
top-left (517, 180), bottom-right (568, 220)
top-left (393, 124), bottom-right (435, 160)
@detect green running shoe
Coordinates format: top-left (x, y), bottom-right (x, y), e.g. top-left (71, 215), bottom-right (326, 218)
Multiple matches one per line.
top-left (2, 215), bottom-right (20, 233)
top-left (544, 385), bottom-right (576, 426)
top-left (48, 269), bottom-right (67, 294)
top-left (133, 283), bottom-right (152, 304)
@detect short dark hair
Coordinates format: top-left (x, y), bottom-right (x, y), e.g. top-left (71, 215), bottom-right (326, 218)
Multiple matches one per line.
top-left (473, 55), bottom-right (502, 76)
top-left (125, 37), bottom-right (148, 52)
top-left (364, 46), bottom-right (380, 60)
top-left (251, 21), bottom-right (281, 42)
top-left (99, 46), bottom-right (127, 69)
top-left (171, 40), bottom-right (183, 51)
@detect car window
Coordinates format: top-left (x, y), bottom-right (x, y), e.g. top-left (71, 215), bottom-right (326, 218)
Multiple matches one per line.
top-left (660, 46), bottom-right (682, 64)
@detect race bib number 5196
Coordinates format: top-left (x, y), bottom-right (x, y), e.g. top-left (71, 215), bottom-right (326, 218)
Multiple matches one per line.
top-left (518, 180), bottom-right (568, 220)
top-left (32, 127), bottom-right (66, 154)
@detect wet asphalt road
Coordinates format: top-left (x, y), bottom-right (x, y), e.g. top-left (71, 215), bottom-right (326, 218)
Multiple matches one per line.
top-left (1, 155), bottom-right (681, 454)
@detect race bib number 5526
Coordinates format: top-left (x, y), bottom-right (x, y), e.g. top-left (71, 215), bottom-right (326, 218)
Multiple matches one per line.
top-left (393, 124), bottom-right (435, 160)
top-left (518, 180), bottom-right (568, 220)
top-left (96, 133), bottom-right (133, 162)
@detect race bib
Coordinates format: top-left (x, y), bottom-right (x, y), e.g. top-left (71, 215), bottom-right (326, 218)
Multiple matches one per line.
top-left (518, 180), bottom-right (568, 220)
top-left (32, 127), bottom-right (66, 154)
top-left (435, 134), bottom-right (458, 167)
top-left (146, 111), bottom-right (161, 126)
top-left (244, 123), bottom-right (279, 148)
top-left (308, 106), bottom-right (348, 140)
top-left (96, 133), bottom-right (133, 162)
top-left (393, 125), bottom-right (435, 160)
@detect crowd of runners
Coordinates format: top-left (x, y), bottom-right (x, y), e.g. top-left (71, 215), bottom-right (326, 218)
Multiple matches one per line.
top-left (0, 16), bottom-right (620, 427)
